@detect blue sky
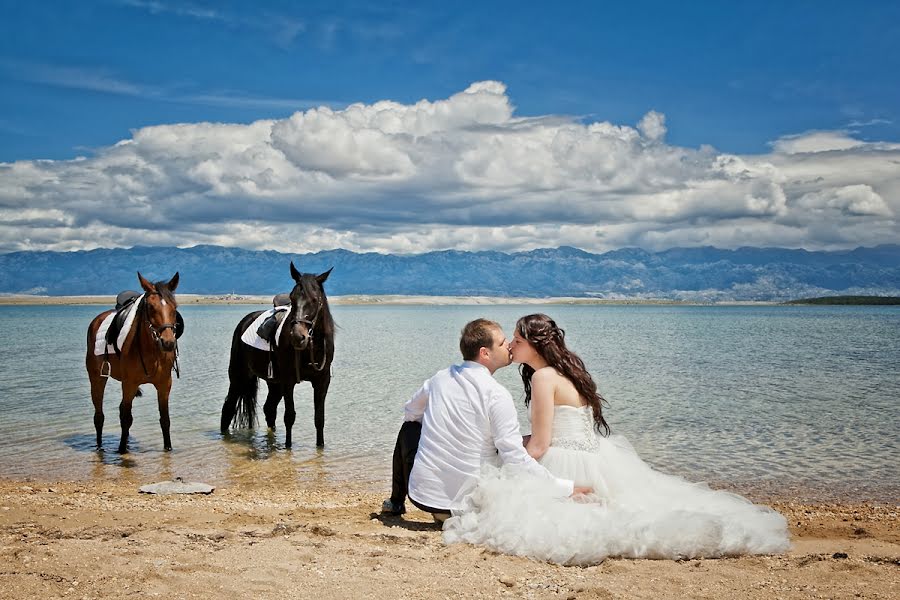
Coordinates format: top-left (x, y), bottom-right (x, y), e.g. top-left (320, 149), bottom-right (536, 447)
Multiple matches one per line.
top-left (0, 0), bottom-right (898, 253)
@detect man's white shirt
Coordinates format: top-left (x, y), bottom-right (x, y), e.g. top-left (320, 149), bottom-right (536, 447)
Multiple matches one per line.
top-left (405, 360), bottom-right (574, 511)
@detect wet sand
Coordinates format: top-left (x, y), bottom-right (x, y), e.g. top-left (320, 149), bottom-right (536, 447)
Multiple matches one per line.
top-left (1, 477), bottom-right (896, 599)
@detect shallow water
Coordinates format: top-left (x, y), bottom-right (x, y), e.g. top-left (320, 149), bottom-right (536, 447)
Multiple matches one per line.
top-left (0, 303), bottom-right (897, 502)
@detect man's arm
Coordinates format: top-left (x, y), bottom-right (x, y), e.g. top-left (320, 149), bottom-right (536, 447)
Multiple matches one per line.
top-left (403, 379), bottom-right (430, 422)
top-left (486, 388), bottom-right (574, 497)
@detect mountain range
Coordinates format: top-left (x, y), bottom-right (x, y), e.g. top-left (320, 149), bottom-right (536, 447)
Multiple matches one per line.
top-left (1, 244), bottom-right (898, 301)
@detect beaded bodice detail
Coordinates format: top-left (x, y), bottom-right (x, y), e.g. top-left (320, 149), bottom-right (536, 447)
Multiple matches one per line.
top-left (545, 405), bottom-right (602, 452)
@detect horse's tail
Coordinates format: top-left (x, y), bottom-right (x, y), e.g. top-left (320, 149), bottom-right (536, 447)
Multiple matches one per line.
top-left (223, 320), bottom-right (258, 430)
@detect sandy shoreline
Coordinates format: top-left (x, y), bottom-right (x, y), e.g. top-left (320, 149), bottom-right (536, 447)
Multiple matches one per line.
top-left (1, 477), bottom-right (896, 599)
top-left (0, 294), bottom-right (775, 306)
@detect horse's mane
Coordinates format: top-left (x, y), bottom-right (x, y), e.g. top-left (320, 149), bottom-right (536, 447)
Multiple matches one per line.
top-left (152, 279), bottom-right (178, 307)
top-left (298, 274), bottom-right (335, 338)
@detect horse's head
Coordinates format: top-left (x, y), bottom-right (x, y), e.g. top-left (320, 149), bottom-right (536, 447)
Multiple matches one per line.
top-left (287, 261), bottom-right (332, 351)
top-left (138, 271), bottom-right (180, 353)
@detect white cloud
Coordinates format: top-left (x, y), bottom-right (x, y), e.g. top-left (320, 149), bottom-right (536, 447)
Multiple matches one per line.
top-left (794, 184), bottom-right (892, 217)
top-left (1, 81), bottom-right (898, 254)
top-left (118, 0), bottom-right (230, 23)
top-left (637, 111), bottom-right (666, 142)
top-left (770, 130), bottom-right (866, 154)
top-left (0, 59), bottom-right (336, 112)
top-left (0, 60), bottom-right (155, 97)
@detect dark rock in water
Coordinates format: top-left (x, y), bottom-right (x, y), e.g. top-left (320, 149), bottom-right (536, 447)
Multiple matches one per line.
top-left (139, 477), bottom-right (214, 495)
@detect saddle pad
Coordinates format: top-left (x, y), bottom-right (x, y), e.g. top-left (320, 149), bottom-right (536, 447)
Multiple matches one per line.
top-left (93, 294), bottom-right (144, 356)
top-left (240, 306), bottom-right (290, 351)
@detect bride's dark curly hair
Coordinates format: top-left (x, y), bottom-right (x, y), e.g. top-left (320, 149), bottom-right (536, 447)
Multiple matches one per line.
top-left (516, 313), bottom-right (610, 436)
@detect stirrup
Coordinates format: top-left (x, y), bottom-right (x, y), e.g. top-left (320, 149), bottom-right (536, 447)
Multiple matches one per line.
top-left (267, 360), bottom-right (274, 379)
top-left (100, 361), bottom-right (111, 378)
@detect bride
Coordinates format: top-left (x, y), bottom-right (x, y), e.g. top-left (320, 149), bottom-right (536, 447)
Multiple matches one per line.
top-left (443, 313), bottom-right (790, 565)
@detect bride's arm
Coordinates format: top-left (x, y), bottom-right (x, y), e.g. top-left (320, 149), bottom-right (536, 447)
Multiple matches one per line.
top-left (525, 370), bottom-right (555, 460)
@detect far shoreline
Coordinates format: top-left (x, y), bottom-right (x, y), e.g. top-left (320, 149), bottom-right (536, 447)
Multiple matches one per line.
top-left (0, 293), bottom-right (781, 307)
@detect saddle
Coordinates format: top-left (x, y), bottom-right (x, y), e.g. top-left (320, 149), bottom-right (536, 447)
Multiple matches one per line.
top-left (104, 290), bottom-right (185, 355)
top-left (105, 291), bottom-right (141, 354)
top-left (256, 293), bottom-right (291, 346)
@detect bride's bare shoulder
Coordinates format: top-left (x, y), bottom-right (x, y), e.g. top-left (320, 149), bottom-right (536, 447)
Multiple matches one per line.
top-left (532, 366), bottom-right (564, 383)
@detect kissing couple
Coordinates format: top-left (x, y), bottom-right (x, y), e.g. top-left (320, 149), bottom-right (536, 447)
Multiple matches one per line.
top-left (383, 315), bottom-right (790, 565)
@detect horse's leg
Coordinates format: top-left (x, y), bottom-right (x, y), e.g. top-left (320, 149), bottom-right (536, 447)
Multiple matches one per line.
top-left (220, 389), bottom-right (238, 433)
top-left (283, 385), bottom-right (296, 449)
top-left (88, 365), bottom-right (108, 450)
top-left (222, 325), bottom-right (259, 433)
top-left (262, 381), bottom-right (282, 430)
top-left (312, 375), bottom-right (331, 448)
top-left (155, 377), bottom-right (173, 451)
top-left (118, 382), bottom-right (139, 454)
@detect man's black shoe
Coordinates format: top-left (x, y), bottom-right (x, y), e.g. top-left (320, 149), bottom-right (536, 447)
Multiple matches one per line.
top-left (381, 499), bottom-right (406, 515)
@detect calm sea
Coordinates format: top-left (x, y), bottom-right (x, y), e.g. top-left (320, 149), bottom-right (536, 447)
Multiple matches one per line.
top-left (0, 303), bottom-right (897, 503)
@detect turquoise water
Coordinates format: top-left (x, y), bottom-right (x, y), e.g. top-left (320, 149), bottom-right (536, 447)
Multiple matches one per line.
top-left (0, 303), bottom-right (897, 502)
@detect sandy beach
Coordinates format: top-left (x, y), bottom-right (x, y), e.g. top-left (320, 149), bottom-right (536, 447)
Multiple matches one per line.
top-left (0, 477), bottom-right (896, 600)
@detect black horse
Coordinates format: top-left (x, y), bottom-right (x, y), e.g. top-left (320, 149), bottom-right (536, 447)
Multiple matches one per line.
top-left (220, 262), bottom-right (335, 448)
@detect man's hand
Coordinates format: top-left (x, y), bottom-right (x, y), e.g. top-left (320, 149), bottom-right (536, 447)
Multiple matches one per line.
top-left (570, 486), bottom-right (600, 503)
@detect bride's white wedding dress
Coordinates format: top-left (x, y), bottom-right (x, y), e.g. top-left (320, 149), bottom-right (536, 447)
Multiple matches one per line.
top-left (443, 405), bottom-right (790, 565)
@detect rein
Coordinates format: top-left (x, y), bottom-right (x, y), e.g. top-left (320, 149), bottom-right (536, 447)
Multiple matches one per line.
top-left (288, 298), bottom-right (329, 378)
top-left (138, 293), bottom-right (181, 378)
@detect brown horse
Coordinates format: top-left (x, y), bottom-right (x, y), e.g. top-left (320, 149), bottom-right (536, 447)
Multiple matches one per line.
top-left (220, 262), bottom-right (334, 448)
top-left (85, 272), bottom-right (181, 453)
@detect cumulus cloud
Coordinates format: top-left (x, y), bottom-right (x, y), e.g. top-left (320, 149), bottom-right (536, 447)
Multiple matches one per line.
top-left (1, 81), bottom-right (898, 253)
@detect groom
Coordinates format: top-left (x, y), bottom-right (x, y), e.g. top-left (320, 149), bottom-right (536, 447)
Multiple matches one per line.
top-left (382, 318), bottom-right (576, 521)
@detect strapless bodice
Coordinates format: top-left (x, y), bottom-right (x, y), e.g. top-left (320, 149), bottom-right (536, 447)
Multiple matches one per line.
top-left (547, 405), bottom-right (602, 452)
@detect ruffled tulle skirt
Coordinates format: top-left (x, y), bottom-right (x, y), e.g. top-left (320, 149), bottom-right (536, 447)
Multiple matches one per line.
top-left (442, 438), bottom-right (790, 565)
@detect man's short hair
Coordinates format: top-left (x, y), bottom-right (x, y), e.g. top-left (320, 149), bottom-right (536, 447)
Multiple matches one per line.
top-left (459, 318), bottom-right (501, 361)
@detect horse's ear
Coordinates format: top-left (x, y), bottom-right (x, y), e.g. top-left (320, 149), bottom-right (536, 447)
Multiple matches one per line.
top-left (316, 267), bottom-right (333, 285)
top-left (167, 272), bottom-right (180, 292)
top-left (290, 261), bottom-right (302, 283)
top-left (137, 271), bottom-right (156, 294)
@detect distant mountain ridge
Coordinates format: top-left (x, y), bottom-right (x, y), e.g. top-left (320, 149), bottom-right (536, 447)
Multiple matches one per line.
top-left (1, 244), bottom-right (898, 301)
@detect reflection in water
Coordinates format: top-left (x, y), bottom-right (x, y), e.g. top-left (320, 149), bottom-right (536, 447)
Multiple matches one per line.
top-left (218, 430), bottom-right (331, 491)
top-left (295, 449), bottom-right (328, 489)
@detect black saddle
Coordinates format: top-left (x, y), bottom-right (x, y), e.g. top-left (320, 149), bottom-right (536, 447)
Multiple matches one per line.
top-left (105, 291), bottom-right (141, 353)
top-left (256, 293), bottom-right (291, 345)
top-left (115, 290), bottom-right (141, 310)
top-left (272, 293), bottom-right (291, 307)
top-left (105, 290), bottom-right (184, 355)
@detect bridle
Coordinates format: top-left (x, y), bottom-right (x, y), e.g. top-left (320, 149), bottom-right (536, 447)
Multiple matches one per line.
top-left (138, 292), bottom-right (181, 378)
top-left (289, 294), bottom-right (329, 374)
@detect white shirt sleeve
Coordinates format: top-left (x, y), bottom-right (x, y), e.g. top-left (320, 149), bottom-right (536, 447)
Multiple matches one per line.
top-left (486, 387), bottom-right (574, 497)
top-left (403, 379), bottom-right (429, 422)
